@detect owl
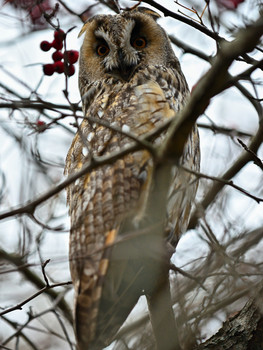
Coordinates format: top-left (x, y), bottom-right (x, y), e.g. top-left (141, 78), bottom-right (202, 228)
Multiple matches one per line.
top-left (65, 7), bottom-right (200, 350)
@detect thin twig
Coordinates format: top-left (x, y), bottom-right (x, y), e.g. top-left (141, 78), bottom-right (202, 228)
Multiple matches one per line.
top-left (238, 138), bottom-right (263, 171)
top-left (0, 281), bottom-right (72, 317)
top-left (41, 259), bottom-right (51, 287)
top-left (169, 263), bottom-right (207, 291)
top-left (0, 249), bottom-right (73, 323)
top-left (182, 166), bottom-right (263, 203)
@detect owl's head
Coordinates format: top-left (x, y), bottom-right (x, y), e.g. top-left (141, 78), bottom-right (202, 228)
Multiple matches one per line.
top-left (78, 8), bottom-right (179, 86)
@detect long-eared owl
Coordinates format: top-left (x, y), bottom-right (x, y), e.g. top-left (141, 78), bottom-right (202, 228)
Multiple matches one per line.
top-left (65, 7), bottom-right (200, 350)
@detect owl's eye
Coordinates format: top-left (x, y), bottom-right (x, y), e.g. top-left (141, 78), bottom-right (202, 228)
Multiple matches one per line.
top-left (96, 44), bottom-right (110, 57)
top-left (131, 37), bottom-right (147, 49)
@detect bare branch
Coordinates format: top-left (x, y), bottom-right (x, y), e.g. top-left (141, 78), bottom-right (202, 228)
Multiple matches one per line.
top-left (238, 138), bottom-right (263, 171)
top-left (182, 166), bottom-right (263, 203)
top-left (0, 249), bottom-right (73, 324)
top-left (0, 280), bottom-right (72, 317)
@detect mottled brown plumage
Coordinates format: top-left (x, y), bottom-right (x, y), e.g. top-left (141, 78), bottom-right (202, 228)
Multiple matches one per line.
top-left (65, 7), bottom-right (200, 350)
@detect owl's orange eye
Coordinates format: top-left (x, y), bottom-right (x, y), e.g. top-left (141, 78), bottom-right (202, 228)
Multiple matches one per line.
top-left (132, 37), bottom-right (147, 49)
top-left (96, 44), bottom-right (109, 56)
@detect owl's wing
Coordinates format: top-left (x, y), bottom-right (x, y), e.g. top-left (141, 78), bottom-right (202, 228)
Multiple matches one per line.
top-left (165, 124), bottom-right (200, 247)
top-left (65, 74), bottom-right (198, 349)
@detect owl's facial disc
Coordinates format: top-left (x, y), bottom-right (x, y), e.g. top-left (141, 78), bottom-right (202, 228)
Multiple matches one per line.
top-left (94, 19), bottom-right (145, 81)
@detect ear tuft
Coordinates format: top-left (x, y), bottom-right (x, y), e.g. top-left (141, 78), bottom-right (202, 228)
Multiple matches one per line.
top-left (135, 7), bottom-right (161, 21)
top-left (78, 22), bottom-right (89, 38)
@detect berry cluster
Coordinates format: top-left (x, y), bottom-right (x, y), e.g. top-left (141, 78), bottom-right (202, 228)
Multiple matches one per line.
top-left (217, 0), bottom-right (245, 9)
top-left (40, 29), bottom-right (79, 77)
top-left (8, 0), bottom-right (53, 27)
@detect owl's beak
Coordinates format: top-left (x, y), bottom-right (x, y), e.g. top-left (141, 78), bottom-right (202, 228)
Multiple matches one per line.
top-left (108, 49), bottom-right (136, 82)
top-left (118, 49), bottom-right (136, 81)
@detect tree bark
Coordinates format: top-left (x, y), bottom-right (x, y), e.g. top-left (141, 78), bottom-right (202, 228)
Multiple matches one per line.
top-left (196, 297), bottom-right (263, 350)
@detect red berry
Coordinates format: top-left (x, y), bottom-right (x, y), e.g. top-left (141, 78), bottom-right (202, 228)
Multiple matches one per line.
top-left (52, 51), bottom-right (63, 62)
top-left (35, 120), bottom-right (46, 132)
top-left (66, 64), bottom-right (75, 77)
top-left (40, 40), bottom-right (51, 51)
top-left (51, 39), bottom-right (63, 50)
top-left (54, 61), bottom-right (64, 74)
top-left (30, 0), bottom-right (52, 24)
top-left (43, 64), bottom-right (55, 76)
top-left (64, 50), bottom-right (79, 64)
top-left (54, 29), bottom-right (65, 43)
top-left (37, 120), bottom-right (45, 126)
top-left (217, 0), bottom-right (245, 8)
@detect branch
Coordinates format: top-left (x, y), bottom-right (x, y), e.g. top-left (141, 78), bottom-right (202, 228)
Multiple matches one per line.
top-left (182, 166), bottom-right (263, 203)
top-left (170, 35), bottom-right (212, 62)
top-left (0, 117), bottom-right (172, 221)
top-left (147, 277), bottom-right (181, 350)
top-left (1, 306), bottom-right (72, 347)
top-left (197, 122), bottom-right (252, 138)
top-left (134, 0), bottom-right (221, 40)
top-left (0, 281), bottom-right (71, 317)
top-left (0, 315), bottom-right (38, 350)
top-left (159, 14), bottom-right (263, 162)
top-left (189, 119), bottom-right (263, 229)
top-left (238, 138), bottom-right (263, 171)
top-left (0, 100), bottom-right (82, 112)
top-left (0, 249), bottom-right (73, 324)
top-left (195, 297), bottom-right (263, 349)
top-left (114, 227), bottom-right (263, 346)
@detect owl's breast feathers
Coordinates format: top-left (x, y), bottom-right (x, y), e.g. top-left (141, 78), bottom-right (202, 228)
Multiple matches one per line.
top-left (65, 65), bottom-right (199, 349)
